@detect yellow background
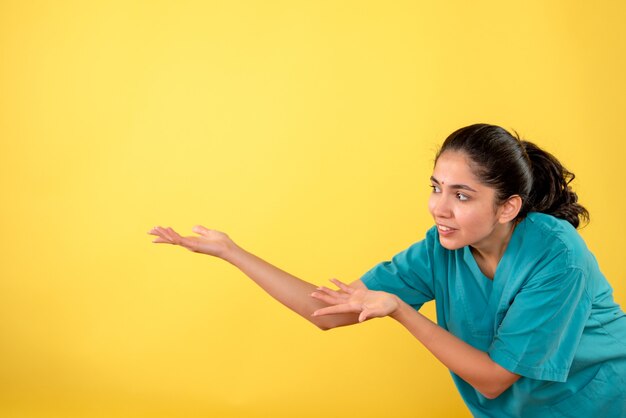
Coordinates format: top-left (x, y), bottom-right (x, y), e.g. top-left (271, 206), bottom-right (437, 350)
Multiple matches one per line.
top-left (1, 1), bottom-right (625, 417)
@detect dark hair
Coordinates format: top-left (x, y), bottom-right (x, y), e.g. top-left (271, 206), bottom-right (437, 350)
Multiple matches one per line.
top-left (435, 124), bottom-right (589, 228)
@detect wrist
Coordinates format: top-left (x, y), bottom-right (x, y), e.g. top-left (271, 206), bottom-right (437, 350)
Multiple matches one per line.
top-left (389, 295), bottom-right (406, 321)
top-left (219, 240), bottom-right (243, 264)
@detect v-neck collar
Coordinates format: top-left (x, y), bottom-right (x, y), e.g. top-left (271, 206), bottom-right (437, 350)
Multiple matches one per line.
top-left (464, 218), bottom-right (524, 284)
top-left (455, 218), bottom-right (527, 339)
top-left (463, 246), bottom-right (494, 300)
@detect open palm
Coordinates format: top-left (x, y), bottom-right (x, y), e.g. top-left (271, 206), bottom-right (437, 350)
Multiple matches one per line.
top-left (311, 278), bottom-right (400, 322)
top-left (148, 225), bottom-right (233, 258)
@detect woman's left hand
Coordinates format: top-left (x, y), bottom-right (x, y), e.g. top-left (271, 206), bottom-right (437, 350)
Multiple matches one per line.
top-left (311, 279), bottom-right (400, 322)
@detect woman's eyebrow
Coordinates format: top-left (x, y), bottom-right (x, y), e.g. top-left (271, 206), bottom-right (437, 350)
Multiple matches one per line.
top-left (430, 176), bottom-right (478, 192)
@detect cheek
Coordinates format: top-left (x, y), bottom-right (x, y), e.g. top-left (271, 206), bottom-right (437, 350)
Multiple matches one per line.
top-left (449, 207), bottom-right (479, 232)
top-left (458, 209), bottom-right (492, 232)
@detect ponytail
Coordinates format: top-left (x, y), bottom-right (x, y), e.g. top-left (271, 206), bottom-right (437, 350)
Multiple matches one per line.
top-left (521, 141), bottom-right (589, 228)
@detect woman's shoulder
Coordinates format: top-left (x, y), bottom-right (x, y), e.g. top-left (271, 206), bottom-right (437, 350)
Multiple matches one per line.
top-left (520, 212), bottom-right (590, 270)
top-left (525, 212), bottom-right (581, 241)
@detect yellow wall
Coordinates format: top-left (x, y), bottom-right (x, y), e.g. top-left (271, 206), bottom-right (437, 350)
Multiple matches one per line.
top-left (1, 1), bottom-right (625, 417)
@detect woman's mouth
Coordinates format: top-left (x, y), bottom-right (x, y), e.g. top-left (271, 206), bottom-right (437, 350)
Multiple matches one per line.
top-left (437, 224), bottom-right (457, 235)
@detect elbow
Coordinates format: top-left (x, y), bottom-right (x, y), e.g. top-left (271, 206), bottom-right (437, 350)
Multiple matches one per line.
top-left (477, 363), bottom-right (520, 399)
top-left (311, 314), bottom-right (357, 331)
top-left (314, 319), bottom-right (339, 331)
top-left (478, 382), bottom-right (513, 400)
top-left (480, 389), bottom-right (504, 400)
top-left (313, 320), bottom-right (330, 331)
top-left (308, 314), bottom-right (334, 331)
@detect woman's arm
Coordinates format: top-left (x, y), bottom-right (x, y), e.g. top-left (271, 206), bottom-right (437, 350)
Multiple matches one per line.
top-left (391, 299), bottom-right (520, 399)
top-left (312, 281), bottom-right (520, 398)
top-left (148, 225), bottom-right (362, 330)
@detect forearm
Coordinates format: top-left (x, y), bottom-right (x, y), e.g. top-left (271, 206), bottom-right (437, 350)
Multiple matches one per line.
top-left (391, 299), bottom-right (519, 398)
top-left (222, 244), bottom-right (359, 330)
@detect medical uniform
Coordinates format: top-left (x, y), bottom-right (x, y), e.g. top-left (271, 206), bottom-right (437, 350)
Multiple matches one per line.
top-left (361, 212), bottom-right (626, 417)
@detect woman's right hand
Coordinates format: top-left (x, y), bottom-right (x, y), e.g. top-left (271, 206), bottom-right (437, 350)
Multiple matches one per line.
top-left (148, 225), bottom-right (235, 258)
top-left (148, 225), bottom-right (361, 329)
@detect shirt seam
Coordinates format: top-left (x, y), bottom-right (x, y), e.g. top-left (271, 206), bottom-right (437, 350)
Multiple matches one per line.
top-left (489, 349), bottom-right (569, 382)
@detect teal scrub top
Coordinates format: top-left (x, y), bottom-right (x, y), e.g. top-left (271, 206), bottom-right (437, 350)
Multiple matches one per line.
top-left (361, 213), bottom-right (626, 417)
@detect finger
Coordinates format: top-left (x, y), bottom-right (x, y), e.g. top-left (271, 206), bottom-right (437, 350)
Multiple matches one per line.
top-left (154, 226), bottom-right (173, 241)
top-left (151, 227), bottom-right (173, 243)
top-left (330, 278), bottom-right (354, 294)
top-left (312, 303), bottom-right (361, 317)
top-left (148, 226), bottom-right (165, 236)
top-left (166, 227), bottom-right (185, 245)
top-left (315, 286), bottom-right (348, 298)
top-left (161, 227), bottom-right (180, 243)
top-left (359, 305), bottom-right (390, 322)
top-left (310, 291), bottom-right (345, 305)
top-left (315, 287), bottom-right (351, 304)
top-left (152, 237), bottom-right (172, 244)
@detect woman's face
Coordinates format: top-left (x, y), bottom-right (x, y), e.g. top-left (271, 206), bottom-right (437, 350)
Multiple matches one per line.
top-left (428, 151), bottom-right (508, 252)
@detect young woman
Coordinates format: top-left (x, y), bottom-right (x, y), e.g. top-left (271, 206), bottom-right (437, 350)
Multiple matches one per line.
top-left (148, 124), bottom-right (626, 417)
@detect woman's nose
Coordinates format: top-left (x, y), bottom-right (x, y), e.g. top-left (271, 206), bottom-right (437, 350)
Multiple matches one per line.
top-left (431, 194), bottom-right (452, 218)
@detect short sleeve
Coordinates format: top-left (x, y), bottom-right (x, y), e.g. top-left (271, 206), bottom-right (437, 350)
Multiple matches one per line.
top-left (488, 267), bottom-right (592, 382)
top-left (360, 230), bottom-right (438, 311)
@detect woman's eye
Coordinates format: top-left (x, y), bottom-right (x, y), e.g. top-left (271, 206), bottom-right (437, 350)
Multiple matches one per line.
top-left (430, 185), bottom-right (441, 193)
top-left (456, 192), bottom-right (469, 201)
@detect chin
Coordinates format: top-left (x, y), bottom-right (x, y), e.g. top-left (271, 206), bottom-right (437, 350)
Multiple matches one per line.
top-left (438, 237), bottom-right (466, 251)
top-left (439, 235), bottom-right (468, 251)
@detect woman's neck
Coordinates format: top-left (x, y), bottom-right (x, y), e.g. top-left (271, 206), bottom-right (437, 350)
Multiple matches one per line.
top-left (470, 222), bottom-right (517, 279)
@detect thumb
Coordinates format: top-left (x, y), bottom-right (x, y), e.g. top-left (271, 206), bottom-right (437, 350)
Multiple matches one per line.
top-left (358, 309), bottom-right (370, 323)
top-left (192, 225), bottom-right (212, 236)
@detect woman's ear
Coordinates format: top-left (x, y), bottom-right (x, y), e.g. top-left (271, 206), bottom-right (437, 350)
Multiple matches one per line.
top-left (498, 195), bottom-right (522, 224)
